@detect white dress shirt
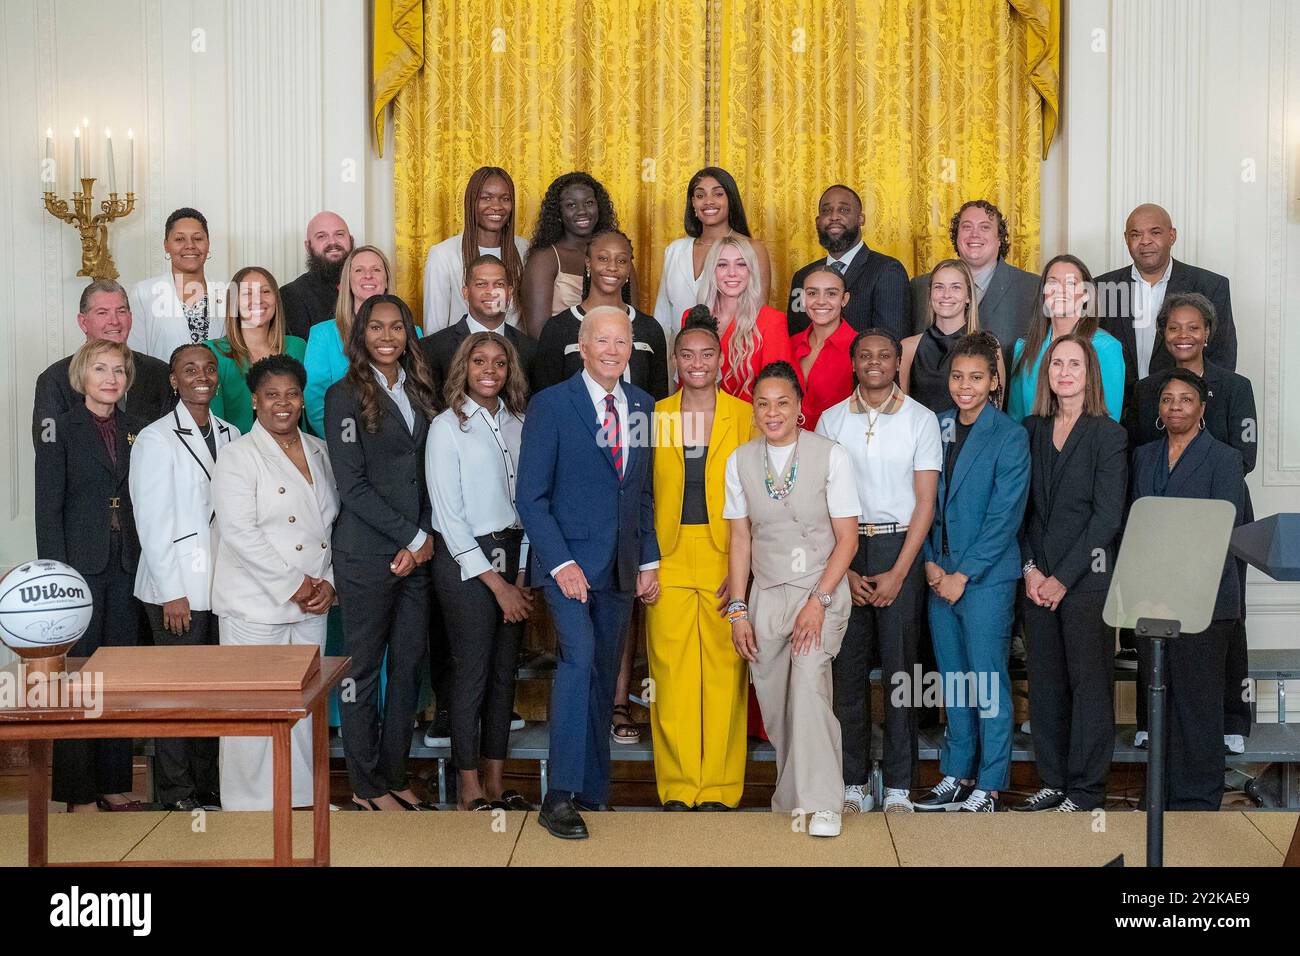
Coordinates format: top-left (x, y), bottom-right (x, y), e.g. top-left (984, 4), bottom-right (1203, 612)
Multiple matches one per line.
top-left (421, 233), bottom-right (529, 333)
top-left (1131, 258), bottom-right (1173, 378)
top-left (722, 438), bottom-right (861, 519)
top-left (427, 399), bottom-right (528, 580)
top-left (826, 239), bottom-right (865, 273)
top-left (815, 388), bottom-right (943, 525)
top-left (373, 364), bottom-right (427, 553)
top-left (465, 313), bottom-right (509, 336)
top-left (549, 369), bottom-right (658, 577)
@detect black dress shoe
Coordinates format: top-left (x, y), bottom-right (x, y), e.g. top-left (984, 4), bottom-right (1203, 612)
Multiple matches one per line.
top-left (164, 797), bottom-right (203, 812)
top-left (388, 790), bottom-right (439, 811)
top-left (573, 798), bottom-right (614, 812)
top-left (538, 798), bottom-right (589, 839)
top-left (495, 790), bottom-right (534, 811)
top-left (695, 801), bottom-right (732, 811)
top-left (663, 800), bottom-right (693, 811)
top-left (195, 791), bottom-right (222, 811)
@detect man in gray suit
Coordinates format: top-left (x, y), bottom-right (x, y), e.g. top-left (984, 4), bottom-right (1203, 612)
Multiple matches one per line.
top-left (911, 200), bottom-right (1039, 363)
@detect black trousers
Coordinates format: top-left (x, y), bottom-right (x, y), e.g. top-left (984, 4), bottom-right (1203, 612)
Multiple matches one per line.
top-left (431, 535), bottom-right (525, 772)
top-left (52, 536), bottom-right (137, 805)
top-left (335, 549), bottom-right (430, 798)
top-left (143, 604), bottom-right (219, 804)
top-left (1223, 557), bottom-right (1252, 737)
top-left (1022, 589), bottom-right (1113, 809)
top-left (1136, 619), bottom-right (1231, 811)
top-left (831, 531), bottom-right (923, 790)
top-left (427, 534), bottom-right (453, 716)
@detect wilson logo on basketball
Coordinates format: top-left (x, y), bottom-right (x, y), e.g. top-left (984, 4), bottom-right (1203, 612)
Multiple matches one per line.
top-left (17, 583), bottom-right (87, 603)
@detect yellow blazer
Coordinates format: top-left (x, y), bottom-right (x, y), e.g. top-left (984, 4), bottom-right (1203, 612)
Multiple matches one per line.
top-left (653, 388), bottom-right (756, 557)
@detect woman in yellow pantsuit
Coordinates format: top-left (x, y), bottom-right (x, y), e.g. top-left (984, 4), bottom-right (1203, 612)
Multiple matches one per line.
top-left (648, 307), bottom-right (756, 810)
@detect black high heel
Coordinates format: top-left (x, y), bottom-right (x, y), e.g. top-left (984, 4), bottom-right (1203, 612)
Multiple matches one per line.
top-left (388, 790), bottom-right (439, 811)
top-left (351, 797), bottom-right (380, 811)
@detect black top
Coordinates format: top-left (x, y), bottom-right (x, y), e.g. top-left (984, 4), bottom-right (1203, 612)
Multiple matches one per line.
top-left (944, 418), bottom-right (973, 487)
top-left (910, 324), bottom-right (963, 413)
top-left (418, 316), bottom-right (538, 406)
top-left (1018, 414), bottom-right (1128, 593)
top-left (323, 378), bottom-right (433, 555)
top-left (531, 305), bottom-right (670, 400)
top-left (280, 270), bottom-right (340, 343)
top-left (34, 404), bottom-right (144, 575)
top-left (786, 244), bottom-right (911, 339)
top-left (32, 350), bottom-right (174, 451)
top-left (681, 444), bottom-right (709, 525)
top-left (1124, 360), bottom-right (1257, 474)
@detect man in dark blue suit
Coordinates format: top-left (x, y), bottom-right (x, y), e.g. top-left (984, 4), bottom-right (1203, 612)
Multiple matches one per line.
top-left (517, 306), bottom-right (660, 839)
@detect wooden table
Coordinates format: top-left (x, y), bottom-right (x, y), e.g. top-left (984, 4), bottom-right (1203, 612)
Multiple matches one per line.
top-left (0, 655), bottom-right (349, 867)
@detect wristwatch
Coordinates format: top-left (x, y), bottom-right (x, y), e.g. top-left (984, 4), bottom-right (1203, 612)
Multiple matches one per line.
top-left (809, 588), bottom-right (832, 609)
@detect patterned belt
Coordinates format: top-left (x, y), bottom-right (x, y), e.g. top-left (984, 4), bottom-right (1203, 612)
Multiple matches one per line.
top-left (858, 522), bottom-right (906, 536)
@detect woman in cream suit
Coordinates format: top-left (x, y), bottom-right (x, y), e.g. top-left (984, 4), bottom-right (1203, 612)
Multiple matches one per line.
top-left (131, 343), bottom-right (238, 810)
top-left (647, 308), bottom-right (754, 810)
top-left (211, 353), bottom-right (339, 810)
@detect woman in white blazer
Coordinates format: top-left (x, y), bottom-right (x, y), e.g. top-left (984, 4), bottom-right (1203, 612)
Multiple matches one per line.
top-left (130, 343), bottom-right (239, 810)
top-left (211, 354), bottom-right (339, 811)
top-left (127, 208), bottom-right (224, 361)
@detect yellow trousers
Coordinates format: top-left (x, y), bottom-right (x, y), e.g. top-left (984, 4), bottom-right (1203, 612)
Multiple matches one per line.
top-left (645, 525), bottom-right (748, 807)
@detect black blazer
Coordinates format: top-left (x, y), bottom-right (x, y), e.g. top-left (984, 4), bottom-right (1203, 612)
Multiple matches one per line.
top-left (1130, 431), bottom-right (1245, 621)
top-left (32, 350), bottom-right (173, 450)
top-left (1125, 361), bottom-right (1257, 475)
top-left (418, 316), bottom-right (537, 404)
top-left (786, 244), bottom-right (911, 339)
top-left (280, 270), bottom-right (340, 343)
top-left (34, 404), bottom-right (143, 575)
top-left (323, 378), bottom-right (433, 556)
top-left (531, 305), bottom-right (669, 399)
top-left (1095, 259), bottom-right (1237, 408)
top-left (1019, 414), bottom-right (1128, 593)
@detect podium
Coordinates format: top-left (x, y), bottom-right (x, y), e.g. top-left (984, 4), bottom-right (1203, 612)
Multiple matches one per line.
top-left (1103, 496), bottom-right (1236, 867)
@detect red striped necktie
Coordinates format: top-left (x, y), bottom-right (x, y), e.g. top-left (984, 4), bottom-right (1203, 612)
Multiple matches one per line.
top-left (603, 393), bottom-right (623, 479)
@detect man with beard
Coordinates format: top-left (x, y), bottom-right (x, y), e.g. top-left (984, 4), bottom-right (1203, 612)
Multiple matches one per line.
top-left (910, 200), bottom-right (1039, 367)
top-left (786, 185), bottom-right (910, 339)
top-left (280, 211), bottom-right (354, 341)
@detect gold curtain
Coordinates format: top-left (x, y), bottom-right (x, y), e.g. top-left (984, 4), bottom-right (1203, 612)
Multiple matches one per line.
top-left (390, 0), bottom-right (707, 321)
top-left (717, 0), bottom-right (1045, 304)
top-left (373, 0), bottom-right (424, 157)
top-left (387, 0), bottom-right (1057, 318)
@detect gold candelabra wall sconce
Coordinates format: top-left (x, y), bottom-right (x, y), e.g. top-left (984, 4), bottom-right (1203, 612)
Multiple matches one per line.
top-left (41, 123), bottom-right (135, 280)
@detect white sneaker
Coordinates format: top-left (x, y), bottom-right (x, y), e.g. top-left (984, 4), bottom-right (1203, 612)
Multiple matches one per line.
top-left (1224, 734), bottom-right (1245, 755)
top-left (883, 788), bottom-right (914, 813)
top-left (1133, 730), bottom-right (1148, 749)
top-left (809, 809), bottom-right (842, 837)
top-left (842, 784), bottom-right (874, 813)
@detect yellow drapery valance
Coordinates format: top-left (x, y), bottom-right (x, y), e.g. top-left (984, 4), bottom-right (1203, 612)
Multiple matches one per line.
top-left (373, 0), bottom-right (424, 157)
top-left (378, 0), bottom-right (1060, 319)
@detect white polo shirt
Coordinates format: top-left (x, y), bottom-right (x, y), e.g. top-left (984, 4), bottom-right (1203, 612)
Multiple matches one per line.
top-left (815, 385), bottom-right (943, 525)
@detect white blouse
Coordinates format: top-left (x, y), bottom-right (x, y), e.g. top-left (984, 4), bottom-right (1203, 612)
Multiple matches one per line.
top-left (426, 399), bottom-right (528, 580)
top-left (652, 236), bottom-right (704, 351)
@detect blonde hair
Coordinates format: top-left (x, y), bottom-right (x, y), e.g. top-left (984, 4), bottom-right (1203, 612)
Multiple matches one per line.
top-left (334, 245), bottom-right (392, 343)
top-left (218, 266), bottom-right (286, 369)
top-left (923, 258), bottom-right (982, 333)
top-left (698, 234), bottom-right (765, 397)
top-left (69, 338), bottom-right (134, 394)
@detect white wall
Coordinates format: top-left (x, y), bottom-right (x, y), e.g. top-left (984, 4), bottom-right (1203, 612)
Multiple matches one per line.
top-left (0, 0), bottom-right (388, 570)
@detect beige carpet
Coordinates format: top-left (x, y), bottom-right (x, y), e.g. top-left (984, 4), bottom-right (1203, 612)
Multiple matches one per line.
top-left (0, 809), bottom-right (1291, 866)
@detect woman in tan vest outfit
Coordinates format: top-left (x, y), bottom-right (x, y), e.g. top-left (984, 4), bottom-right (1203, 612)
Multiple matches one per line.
top-left (723, 361), bottom-right (860, 837)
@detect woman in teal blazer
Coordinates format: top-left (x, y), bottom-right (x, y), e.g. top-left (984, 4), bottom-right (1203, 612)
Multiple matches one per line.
top-left (205, 266), bottom-right (305, 434)
top-left (1006, 254), bottom-right (1126, 422)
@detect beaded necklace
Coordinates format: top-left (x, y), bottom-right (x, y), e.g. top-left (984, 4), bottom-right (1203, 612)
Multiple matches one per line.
top-left (763, 436), bottom-right (799, 500)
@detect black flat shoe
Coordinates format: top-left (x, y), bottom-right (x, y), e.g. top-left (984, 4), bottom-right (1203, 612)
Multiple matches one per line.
top-left (495, 790), bottom-right (534, 811)
top-left (464, 798), bottom-right (494, 811)
top-left (164, 797), bottom-right (203, 812)
top-left (195, 791), bottom-right (222, 811)
top-left (388, 791), bottom-right (439, 811)
top-left (351, 798), bottom-right (380, 811)
top-left (663, 800), bottom-right (693, 811)
top-left (538, 798), bottom-right (589, 839)
top-left (695, 801), bottom-right (732, 811)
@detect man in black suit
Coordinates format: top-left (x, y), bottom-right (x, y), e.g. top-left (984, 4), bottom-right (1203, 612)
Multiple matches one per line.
top-left (280, 210), bottom-right (354, 341)
top-left (786, 185), bottom-right (911, 339)
top-left (910, 200), bottom-right (1039, 364)
top-left (1095, 203), bottom-right (1237, 397)
top-left (33, 280), bottom-right (174, 449)
top-left (419, 254), bottom-right (536, 401)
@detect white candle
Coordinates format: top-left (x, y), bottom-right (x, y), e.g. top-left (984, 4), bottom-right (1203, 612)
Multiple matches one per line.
top-left (104, 128), bottom-right (116, 193)
top-left (73, 127), bottom-right (82, 184)
top-left (127, 129), bottom-right (134, 193)
top-left (81, 117), bottom-right (90, 179)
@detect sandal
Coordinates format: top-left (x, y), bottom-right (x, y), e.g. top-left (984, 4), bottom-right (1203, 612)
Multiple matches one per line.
top-left (610, 704), bottom-right (641, 745)
top-left (464, 797), bottom-right (494, 811)
top-left (493, 790), bottom-right (534, 811)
